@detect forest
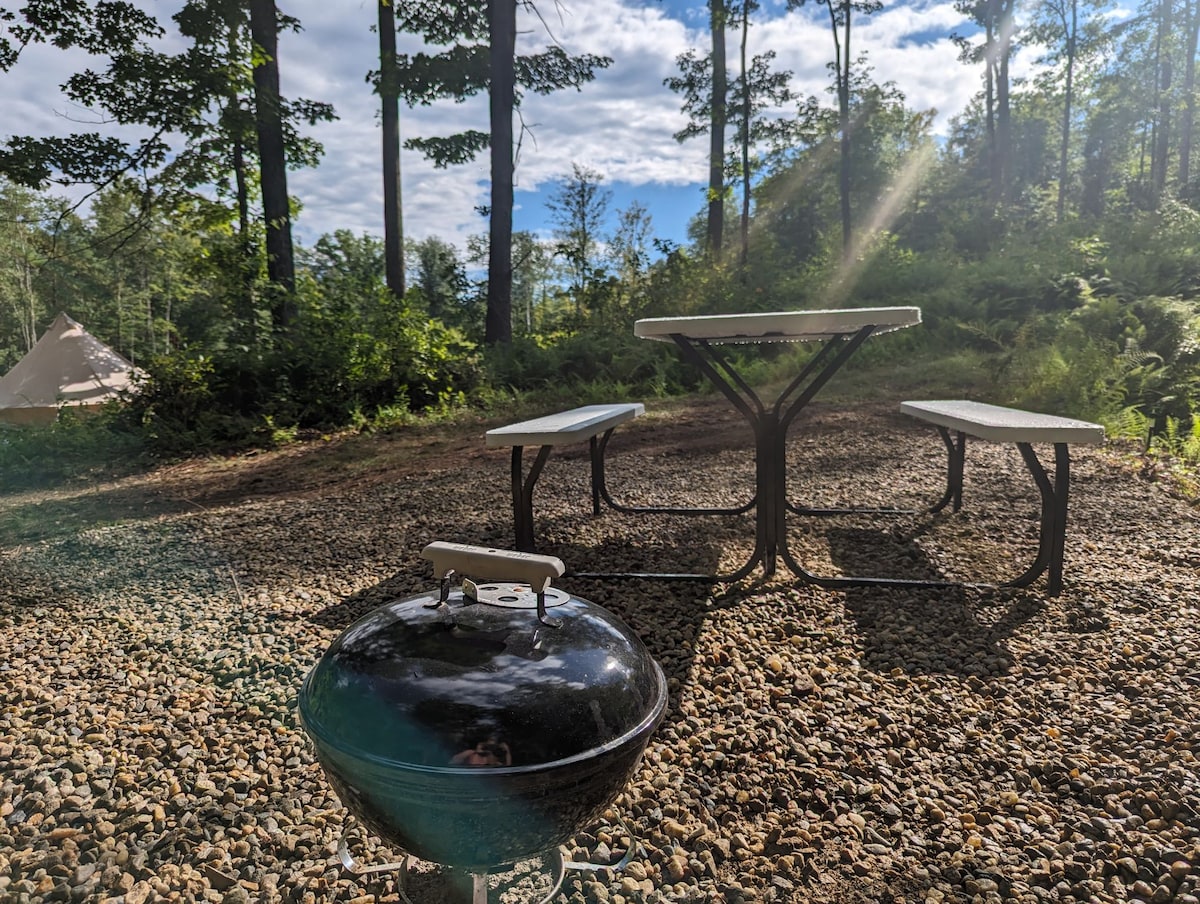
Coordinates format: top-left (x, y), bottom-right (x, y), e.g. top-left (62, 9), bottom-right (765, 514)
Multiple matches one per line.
top-left (2, 0), bottom-right (1200, 482)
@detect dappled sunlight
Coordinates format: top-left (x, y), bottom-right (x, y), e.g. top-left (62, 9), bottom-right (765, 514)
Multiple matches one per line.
top-left (827, 140), bottom-right (938, 303)
top-left (747, 133), bottom-right (936, 307)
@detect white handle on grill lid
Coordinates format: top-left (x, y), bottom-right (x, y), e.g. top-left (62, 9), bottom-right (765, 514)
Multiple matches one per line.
top-left (421, 541), bottom-right (566, 592)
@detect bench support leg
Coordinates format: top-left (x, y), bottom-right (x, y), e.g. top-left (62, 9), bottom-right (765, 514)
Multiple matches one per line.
top-left (511, 445), bottom-right (552, 553)
top-left (929, 426), bottom-right (966, 514)
top-left (589, 430), bottom-right (617, 516)
top-left (1010, 441), bottom-right (1071, 596)
top-left (924, 431), bottom-right (1072, 596)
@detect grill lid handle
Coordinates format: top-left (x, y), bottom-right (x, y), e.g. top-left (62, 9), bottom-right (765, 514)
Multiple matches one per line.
top-left (421, 542), bottom-right (565, 592)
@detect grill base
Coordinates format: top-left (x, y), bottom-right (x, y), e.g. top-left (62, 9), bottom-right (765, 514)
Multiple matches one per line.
top-left (337, 814), bottom-right (638, 904)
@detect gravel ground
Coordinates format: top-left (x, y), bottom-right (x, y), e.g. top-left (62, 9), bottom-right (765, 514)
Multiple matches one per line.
top-left (1, 397), bottom-right (1199, 904)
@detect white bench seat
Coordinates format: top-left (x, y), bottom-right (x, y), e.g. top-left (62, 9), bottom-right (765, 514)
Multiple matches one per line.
top-left (901, 399), bottom-right (1105, 596)
top-left (487, 404), bottom-right (644, 552)
top-left (900, 400), bottom-right (1105, 445)
top-left (486, 403), bottom-right (644, 448)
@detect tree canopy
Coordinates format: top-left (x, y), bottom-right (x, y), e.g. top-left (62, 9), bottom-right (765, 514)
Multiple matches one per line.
top-left (6, 0), bottom-right (1200, 475)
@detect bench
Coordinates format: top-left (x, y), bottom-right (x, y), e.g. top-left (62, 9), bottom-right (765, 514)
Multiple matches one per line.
top-left (486, 403), bottom-right (645, 552)
top-left (900, 400), bottom-right (1105, 596)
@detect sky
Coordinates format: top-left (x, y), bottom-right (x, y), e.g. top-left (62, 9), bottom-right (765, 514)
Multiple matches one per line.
top-left (4, 0), bottom-right (990, 253)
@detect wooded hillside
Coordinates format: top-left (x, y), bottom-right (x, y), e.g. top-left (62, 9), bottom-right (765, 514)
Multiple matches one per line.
top-left (2, 0), bottom-right (1200, 473)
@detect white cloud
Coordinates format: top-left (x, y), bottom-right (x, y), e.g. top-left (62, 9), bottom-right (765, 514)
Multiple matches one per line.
top-left (2, 0), bottom-right (985, 250)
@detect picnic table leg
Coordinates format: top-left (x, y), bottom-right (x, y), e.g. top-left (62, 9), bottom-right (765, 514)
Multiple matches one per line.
top-left (1010, 442), bottom-right (1071, 596)
top-left (511, 445), bottom-right (553, 552)
top-left (589, 429), bottom-right (617, 516)
top-left (760, 412), bottom-right (782, 578)
top-left (1048, 443), bottom-right (1071, 596)
top-left (927, 426), bottom-right (965, 514)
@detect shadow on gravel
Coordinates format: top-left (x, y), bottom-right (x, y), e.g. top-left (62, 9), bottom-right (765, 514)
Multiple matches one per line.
top-left (309, 569), bottom-right (435, 630)
top-left (534, 533), bottom-right (724, 714)
top-left (827, 526), bottom-right (1041, 678)
top-left (0, 484), bottom-right (186, 545)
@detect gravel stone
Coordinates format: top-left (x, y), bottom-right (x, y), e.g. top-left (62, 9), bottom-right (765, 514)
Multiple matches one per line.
top-left (2, 398), bottom-right (1199, 903)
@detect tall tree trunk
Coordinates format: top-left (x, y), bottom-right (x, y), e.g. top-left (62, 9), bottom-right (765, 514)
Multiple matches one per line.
top-left (1152, 0), bottom-right (1172, 205)
top-left (739, 0), bottom-right (751, 266)
top-left (1180, 0), bottom-right (1199, 190)
top-left (486, 0), bottom-right (516, 345)
top-left (1056, 0), bottom-right (1077, 222)
top-left (231, 127), bottom-right (259, 341)
top-left (838, 0), bottom-right (852, 256)
top-left (226, 18), bottom-right (252, 255)
top-left (708, 0), bottom-right (726, 261)
top-left (224, 11), bottom-right (258, 343)
top-left (994, 0), bottom-right (1014, 203)
top-left (249, 0), bottom-right (296, 328)
top-left (985, 18), bottom-right (998, 204)
top-left (233, 135), bottom-right (251, 249)
top-left (378, 0), bottom-right (405, 299)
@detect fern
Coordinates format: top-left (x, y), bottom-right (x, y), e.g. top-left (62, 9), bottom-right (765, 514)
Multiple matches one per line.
top-left (1110, 405), bottom-right (1152, 445)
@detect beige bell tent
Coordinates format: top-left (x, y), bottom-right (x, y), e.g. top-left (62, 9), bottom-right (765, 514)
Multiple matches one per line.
top-left (0, 313), bottom-right (142, 425)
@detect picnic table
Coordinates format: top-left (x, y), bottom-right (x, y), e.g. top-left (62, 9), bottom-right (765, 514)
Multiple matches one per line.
top-left (486, 306), bottom-right (1100, 595)
top-left (630, 307), bottom-right (922, 582)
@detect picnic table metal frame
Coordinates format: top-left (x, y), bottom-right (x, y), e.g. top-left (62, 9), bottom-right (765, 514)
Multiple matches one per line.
top-left (572, 307), bottom-right (926, 583)
top-left (896, 400), bottom-right (1105, 596)
top-left (486, 404), bottom-right (644, 554)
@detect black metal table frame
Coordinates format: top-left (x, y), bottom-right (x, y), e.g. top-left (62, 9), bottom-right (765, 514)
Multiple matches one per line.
top-left (572, 326), bottom-right (1075, 595)
top-left (573, 323), bottom-right (889, 581)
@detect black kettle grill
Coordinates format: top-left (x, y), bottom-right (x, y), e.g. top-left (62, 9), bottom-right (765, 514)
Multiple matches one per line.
top-left (298, 543), bottom-right (668, 902)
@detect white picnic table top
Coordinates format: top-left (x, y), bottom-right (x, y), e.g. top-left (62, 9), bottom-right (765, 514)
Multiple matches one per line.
top-left (634, 306), bottom-right (922, 344)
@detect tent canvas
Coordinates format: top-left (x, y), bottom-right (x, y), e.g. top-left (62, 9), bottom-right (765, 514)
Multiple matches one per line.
top-left (0, 313), bottom-right (141, 425)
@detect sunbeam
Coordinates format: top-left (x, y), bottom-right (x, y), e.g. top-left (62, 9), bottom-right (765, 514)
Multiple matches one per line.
top-left (827, 140), bottom-right (937, 305)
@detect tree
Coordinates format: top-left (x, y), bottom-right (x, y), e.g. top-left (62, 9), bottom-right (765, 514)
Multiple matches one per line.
top-left (393, 0), bottom-right (611, 344)
top-left (787, 0), bottom-right (881, 257)
top-left (1072, 6), bottom-right (1187, 215)
top-left (604, 201), bottom-right (656, 321)
top-left (409, 236), bottom-right (467, 323)
top-left (754, 74), bottom-right (930, 266)
top-left (0, 0), bottom-right (335, 327)
top-left (666, 8), bottom-right (799, 266)
top-left (546, 163), bottom-right (611, 314)
top-left (1145, 0), bottom-right (1171, 203)
top-left (487, 0), bottom-right (516, 345)
top-left (302, 229), bottom-right (386, 317)
top-left (736, 0), bottom-right (754, 264)
top-left (664, 4), bottom-right (730, 261)
top-left (0, 0), bottom-right (160, 71)
top-left (249, 0), bottom-right (295, 324)
top-left (953, 0), bottom-right (1019, 205)
top-left (0, 0), bottom-right (164, 192)
top-left (376, 0), bottom-right (405, 299)
top-left (709, 1), bottom-right (728, 260)
top-left (511, 231), bottom-right (552, 333)
top-left (1026, 0), bottom-right (1113, 221)
top-left (1179, 0), bottom-right (1200, 191)
top-left (0, 180), bottom-right (57, 357)
top-left (728, 48), bottom-right (800, 263)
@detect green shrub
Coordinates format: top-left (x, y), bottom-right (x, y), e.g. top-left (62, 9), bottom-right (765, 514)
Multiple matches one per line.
top-left (0, 404), bottom-right (145, 488)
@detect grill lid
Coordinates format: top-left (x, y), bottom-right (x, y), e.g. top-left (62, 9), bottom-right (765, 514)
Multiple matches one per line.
top-left (299, 543), bottom-right (666, 772)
